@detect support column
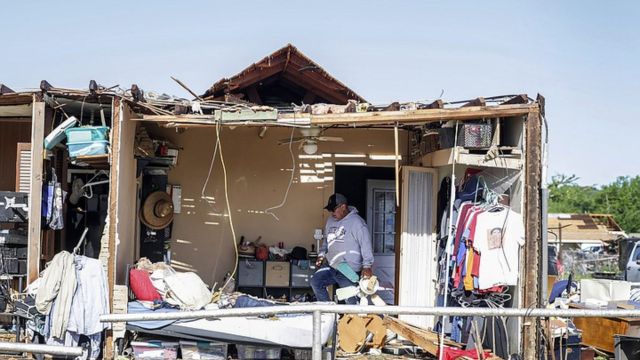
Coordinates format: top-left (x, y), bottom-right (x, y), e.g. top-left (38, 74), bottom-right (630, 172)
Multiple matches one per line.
top-left (27, 100), bottom-right (45, 283)
top-left (522, 108), bottom-right (543, 360)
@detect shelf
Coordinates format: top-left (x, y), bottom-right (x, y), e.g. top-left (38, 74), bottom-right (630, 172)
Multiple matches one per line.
top-left (420, 146), bottom-right (523, 170)
top-left (71, 154), bottom-right (110, 169)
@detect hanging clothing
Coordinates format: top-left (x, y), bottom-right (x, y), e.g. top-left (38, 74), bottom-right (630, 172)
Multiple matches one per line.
top-left (66, 255), bottom-right (110, 336)
top-left (474, 207), bottom-right (525, 290)
top-left (35, 251), bottom-right (77, 339)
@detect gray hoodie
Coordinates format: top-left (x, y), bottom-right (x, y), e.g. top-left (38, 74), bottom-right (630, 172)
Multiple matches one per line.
top-left (320, 206), bottom-right (374, 272)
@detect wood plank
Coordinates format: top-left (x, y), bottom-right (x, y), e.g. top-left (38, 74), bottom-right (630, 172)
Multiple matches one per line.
top-left (104, 98), bottom-right (121, 360)
top-left (419, 146), bottom-right (523, 170)
top-left (424, 99), bottom-right (443, 109)
top-left (501, 94), bottom-right (529, 105)
top-left (462, 97), bottom-right (486, 107)
top-left (522, 108), bottom-right (542, 360)
top-left (292, 104), bottom-right (536, 126)
top-left (383, 316), bottom-right (456, 356)
top-left (27, 100), bottom-right (44, 283)
top-left (141, 104), bottom-right (535, 127)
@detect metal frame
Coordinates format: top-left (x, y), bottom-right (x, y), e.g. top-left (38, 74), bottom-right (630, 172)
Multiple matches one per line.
top-left (0, 341), bottom-right (84, 358)
top-left (100, 304), bottom-right (640, 360)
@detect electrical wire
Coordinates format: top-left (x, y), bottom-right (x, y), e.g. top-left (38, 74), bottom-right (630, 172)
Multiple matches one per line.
top-left (200, 122), bottom-right (238, 292)
top-left (263, 126), bottom-right (296, 221)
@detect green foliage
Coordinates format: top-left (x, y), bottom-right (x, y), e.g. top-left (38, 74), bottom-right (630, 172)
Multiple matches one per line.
top-left (548, 174), bottom-right (640, 233)
top-left (548, 174), bottom-right (599, 214)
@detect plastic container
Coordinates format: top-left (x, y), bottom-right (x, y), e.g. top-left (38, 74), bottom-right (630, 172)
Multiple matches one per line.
top-left (44, 116), bottom-right (78, 150)
top-left (236, 344), bottom-right (281, 360)
top-left (68, 140), bottom-right (109, 158)
top-left (179, 340), bottom-right (228, 360)
top-left (131, 341), bottom-right (179, 360)
top-left (65, 126), bottom-right (109, 143)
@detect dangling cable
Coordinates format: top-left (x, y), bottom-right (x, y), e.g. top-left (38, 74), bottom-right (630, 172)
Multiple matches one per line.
top-left (216, 122), bottom-right (238, 291)
top-left (263, 126), bottom-right (296, 221)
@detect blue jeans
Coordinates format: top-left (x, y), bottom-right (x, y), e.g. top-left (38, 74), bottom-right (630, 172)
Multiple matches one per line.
top-left (310, 266), bottom-right (358, 304)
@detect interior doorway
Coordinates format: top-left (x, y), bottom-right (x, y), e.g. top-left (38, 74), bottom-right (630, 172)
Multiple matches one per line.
top-left (334, 165), bottom-right (396, 304)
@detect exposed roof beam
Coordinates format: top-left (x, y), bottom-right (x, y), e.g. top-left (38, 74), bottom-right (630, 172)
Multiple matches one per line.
top-left (462, 97), bottom-right (486, 107)
top-left (294, 104), bottom-right (537, 126)
top-left (500, 94), bottom-right (529, 105)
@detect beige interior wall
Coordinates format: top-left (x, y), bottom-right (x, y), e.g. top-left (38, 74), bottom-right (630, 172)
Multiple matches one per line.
top-left (142, 125), bottom-right (408, 285)
top-left (114, 106), bottom-right (139, 284)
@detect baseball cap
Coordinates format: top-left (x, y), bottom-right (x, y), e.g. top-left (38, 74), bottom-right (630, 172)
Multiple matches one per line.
top-left (324, 193), bottom-right (348, 211)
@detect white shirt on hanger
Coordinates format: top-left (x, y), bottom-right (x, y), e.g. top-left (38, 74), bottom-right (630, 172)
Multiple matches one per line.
top-left (473, 207), bottom-right (525, 290)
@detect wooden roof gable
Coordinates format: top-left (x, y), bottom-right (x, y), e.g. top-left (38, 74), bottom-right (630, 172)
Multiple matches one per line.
top-left (201, 44), bottom-right (366, 106)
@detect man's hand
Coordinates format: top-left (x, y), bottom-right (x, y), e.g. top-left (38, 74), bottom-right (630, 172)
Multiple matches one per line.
top-left (361, 267), bottom-right (373, 279)
top-left (315, 256), bottom-right (324, 267)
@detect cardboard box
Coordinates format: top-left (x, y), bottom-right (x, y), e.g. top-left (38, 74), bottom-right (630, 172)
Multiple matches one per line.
top-left (265, 261), bottom-right (290, 287)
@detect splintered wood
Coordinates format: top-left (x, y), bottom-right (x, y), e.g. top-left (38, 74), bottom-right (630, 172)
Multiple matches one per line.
top-left (382, 316), bottom-right (459, 356)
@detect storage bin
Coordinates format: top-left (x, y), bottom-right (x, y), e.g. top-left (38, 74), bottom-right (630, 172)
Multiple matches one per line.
top-left (179, 340), bottom-right (227, 360)
top-left (68, 140), bottom-right (109, 158)
top-left (131, 341), bottom-right (179, 360)
top-left (291, 262), bottom-right (315, 288)
top-left (238, 260), bottom-right (264, 287)
top-left (236, 345), bottom-right (281, 360)
top-left (65, 126), bottom-right (109, 143)
top-left (265, 261), bottom-right (290, 287)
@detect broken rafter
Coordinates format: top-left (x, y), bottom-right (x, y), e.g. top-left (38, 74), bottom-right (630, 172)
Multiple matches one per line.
top-left (462, 97), bottom-right (486, 107)
top-left (500, 94), bottom-right (529, 105)
top-left (0, 84), bottom-right (15, 94)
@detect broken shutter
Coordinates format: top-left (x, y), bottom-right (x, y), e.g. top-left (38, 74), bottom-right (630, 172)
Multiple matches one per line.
top-left (396, 166), bottom-right (438, 329)
top-left (15, 143), bottom-right (31, 193)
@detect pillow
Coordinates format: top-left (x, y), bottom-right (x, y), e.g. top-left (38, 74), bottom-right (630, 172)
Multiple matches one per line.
top-left (129, 269), bottom-right (162, 302)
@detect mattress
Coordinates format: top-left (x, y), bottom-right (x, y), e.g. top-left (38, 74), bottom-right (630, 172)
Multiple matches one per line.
top-left (126, 302), bottom-right (336, 348)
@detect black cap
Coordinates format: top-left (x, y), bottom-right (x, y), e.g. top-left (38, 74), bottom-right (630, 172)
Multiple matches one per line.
top-left (324, 193), bottom-right (348, 211)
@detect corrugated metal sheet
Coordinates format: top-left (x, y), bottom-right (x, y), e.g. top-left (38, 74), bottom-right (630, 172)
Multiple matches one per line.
top-left (398, 167), bottom-right (437, 329)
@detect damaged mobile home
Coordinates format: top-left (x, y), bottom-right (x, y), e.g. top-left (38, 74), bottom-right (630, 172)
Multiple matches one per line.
top-left (0, 44), bottom-right (549, 359)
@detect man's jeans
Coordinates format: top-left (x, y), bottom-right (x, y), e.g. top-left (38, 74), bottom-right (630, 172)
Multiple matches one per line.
top-left (310, 266), bottom-right (358, 304)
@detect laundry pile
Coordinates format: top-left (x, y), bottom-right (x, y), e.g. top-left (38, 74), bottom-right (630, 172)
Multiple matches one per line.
top-left (30, 251), bottom-right (110, 360)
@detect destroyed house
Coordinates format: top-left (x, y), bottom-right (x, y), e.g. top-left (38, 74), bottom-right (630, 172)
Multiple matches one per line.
top-left (0, 45), bottom-right (545, 359)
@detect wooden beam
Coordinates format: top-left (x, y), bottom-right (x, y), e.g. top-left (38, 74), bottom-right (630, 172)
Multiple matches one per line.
top-left (0, 84), bottom-right (15, 94)
top-left (424, 99), bottom-right (443, 109)
top-left (104, 98), bottom-right (121, 360)
top-left (522, 108), bottom-right (542, 360)
top-left (383, 316), bottom-right (457, 356)
top-left (462, 97), bottom-right (486, 107)
top-left (280, 104), bottom-right (536, 126)
top-left (27, 100), bottom-right (44, 283)
top-left (281, 72), bottom-right (347, 104)
top-left (501, 94), bottom-right (529, 105)
top-left (245, 85), bottom-right (263, 105)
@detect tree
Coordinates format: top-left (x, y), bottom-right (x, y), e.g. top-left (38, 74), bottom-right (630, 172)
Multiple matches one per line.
top-left (548, 174), bottom-right (640, 233)
top-left (597, 176), bottom-right (640, 233)
top-left (548, 174), bottom-right (599, 214)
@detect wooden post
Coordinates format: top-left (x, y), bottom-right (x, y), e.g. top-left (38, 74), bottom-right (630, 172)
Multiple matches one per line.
top-left (27, 99), bottom-right (45, 283)
top-left (103, 98), bottom-right (121, 359)
top-left (522, 108), bottom-right (543, 360)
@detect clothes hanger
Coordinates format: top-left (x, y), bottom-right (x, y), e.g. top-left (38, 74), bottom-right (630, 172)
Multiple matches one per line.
top-left (81, 170), bottom-right (109, 199)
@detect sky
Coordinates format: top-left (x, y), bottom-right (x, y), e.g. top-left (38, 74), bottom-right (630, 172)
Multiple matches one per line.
top-left (1, 1), bottom-right (638, 186)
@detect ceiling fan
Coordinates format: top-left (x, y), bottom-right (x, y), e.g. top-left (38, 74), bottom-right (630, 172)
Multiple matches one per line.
top-left (278, 127), bottom-right (343, 154)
